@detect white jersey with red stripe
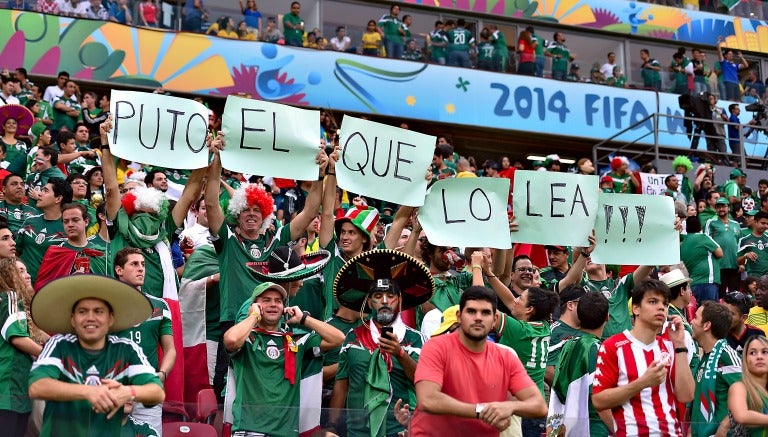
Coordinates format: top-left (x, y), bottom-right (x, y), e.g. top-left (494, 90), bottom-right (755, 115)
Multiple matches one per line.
top-left (593, 330), bottom-right (683, 437)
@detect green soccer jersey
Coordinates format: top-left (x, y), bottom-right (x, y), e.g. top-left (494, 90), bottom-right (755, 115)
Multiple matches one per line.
top-left (25, 166), bottom-right (67, 205)
top-left (377, 14), bottom-right (402, 42)
top-left (121, 416), bottom-right (159, 437)
top-left (477, 41), bottom-right (494, 62)
top-left (337, 324), bottom-right (425, 437)
top-left (230, 329), bottom-right (308, 436)
top-left (447, 28), bottom-right (474, 52)
top-left (0, 201), bottom-right (38, 234)
top-left (0, 291), bottom-right (33, 413)
top-left (739, 232), bottom-right (768, 277)
top-left (51, 96), bottom-right (82, 132)
top-left (115, 293), bottom-right (172, 370)
top-left (550, 333), bottom-right (610, 437)
top-left (491, 30), bottom-right (507, 56)
top-left (671, 59), bottom-right (689, 88)
top-left (288, 276), bottom-right (325, 321)
top-left (320, 239), bottom-right (349, 320)
top-left (531, 33), bottom-right (544, 56)
top-left (680, 233), bottom-right (721, 285)
top-left (721, 179), bottom-right (740, 199)
top-left (547, 319), bottom-right (581, 367)
top-left (3, 139), bottom-right (27, 168)
top-left (546, 41), bottom-right (571, 72)
top-left (322, 315), bottom-right (361, 391)
top-left (690, 341), bottom-right (742, 437)
top-left (216, 223), bottom-right (289, 323)
top-left (16, 214), bottom-right (66, 284)
top-left (429, 30), bottom-right (447, 60)
top-left (498, 314), bottom-right (550, 396)
top-left (641, 58), bottom-right (662, 86)
top-left (704, 217), bottom-right (741, 269)
top-left (583, 274), bottom-right (635, 339)
top-left (29, 334), bottom-right (162, 437)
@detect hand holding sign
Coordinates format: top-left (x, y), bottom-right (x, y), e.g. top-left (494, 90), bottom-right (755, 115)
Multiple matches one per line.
top-left (336, 116), bottom-right (435, 206)
top-left (109, 90), bottom-right (209, 169)
top-left (419, 178), bottom-right (512, 249)
top-left (511, 170), bottom-right (599, 247)
top-left (591, 193), bottom-right (679, 265)
top-left (220, 96), bottom-right (320, 180)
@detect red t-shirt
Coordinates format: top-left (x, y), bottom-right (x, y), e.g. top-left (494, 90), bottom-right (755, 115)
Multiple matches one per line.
top-left (518, 38), bottom-right (535, 63)
top-left (410, 332), bottom-right (535, 437)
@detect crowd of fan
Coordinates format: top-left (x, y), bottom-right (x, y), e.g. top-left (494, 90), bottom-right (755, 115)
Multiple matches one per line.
top-left (4, 57), bottom-right (768, 437)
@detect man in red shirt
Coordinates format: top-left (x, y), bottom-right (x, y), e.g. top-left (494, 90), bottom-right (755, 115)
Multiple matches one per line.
top-left (410, 286), bottom-right (547, 436)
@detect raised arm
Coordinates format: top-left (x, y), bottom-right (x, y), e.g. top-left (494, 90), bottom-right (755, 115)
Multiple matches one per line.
top-left (172, 168), bottom-right (206, 227)
top-left (99, 118), bottom-right (122, 221)
top-left (382, 206), bottom-right (414, 250)
top-left (318, 147), bottom-right (338, 248)
top-left (288, 146), bottom-right (328, 241)
top-left (204, 138), bottom-right (225, 235)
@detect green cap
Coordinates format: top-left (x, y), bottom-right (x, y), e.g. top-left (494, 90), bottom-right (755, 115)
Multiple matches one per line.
top-left (250, 281), bottom-right (288, 302)
top-left (730, 168), bottom-right (746, 178)
top-left (715, 197), bottom-right (730, 205)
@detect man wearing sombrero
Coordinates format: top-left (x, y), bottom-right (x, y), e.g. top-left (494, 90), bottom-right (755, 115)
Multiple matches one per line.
top-left (328, 249), bottom-right (434, 437)
top-left (28, 275), bottom-right (165, 437)
top-left (223, 279), bottom-right (344, 437)
top-left (0, 103), bottom-right (33, 167)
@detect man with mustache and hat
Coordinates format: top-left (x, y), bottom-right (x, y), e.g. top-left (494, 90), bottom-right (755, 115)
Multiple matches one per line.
top-left (27, 275), bottom-right (165, 437)
top-left (328, 249), bottom-right (434, 437)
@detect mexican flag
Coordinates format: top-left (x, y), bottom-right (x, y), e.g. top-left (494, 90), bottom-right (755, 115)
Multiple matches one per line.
top-left (546, 335), bottom-right (598, 437)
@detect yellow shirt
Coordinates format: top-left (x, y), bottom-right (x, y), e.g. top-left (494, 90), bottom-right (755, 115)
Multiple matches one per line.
top-left (362, 31), bottom-right (381, 49)
top-left (218, 29), bottom-right (239, 39)
top-left (747, 306), bottom-right (768, 334)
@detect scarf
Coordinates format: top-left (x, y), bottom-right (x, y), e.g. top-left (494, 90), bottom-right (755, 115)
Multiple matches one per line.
top-left (253, 327), bottom-right (298, 384)
top-left (692, 338), bottom-right (727, 435)
top-left (33, 245), bottom-right (105, 291)
top-left (352, 318), bottom-right (407, 437)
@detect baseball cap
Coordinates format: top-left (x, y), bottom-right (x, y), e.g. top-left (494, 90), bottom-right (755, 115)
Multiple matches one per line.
top-left (545, 245), bottom-right (568, 252)
top-left (601, 175), bottom-right (613, 184)
top-left (570, 63), bottom-right (580, 70)
top-left (730, 168), bottom-right (746, 178)
top-left (715, 197), bottom-right (730, 205)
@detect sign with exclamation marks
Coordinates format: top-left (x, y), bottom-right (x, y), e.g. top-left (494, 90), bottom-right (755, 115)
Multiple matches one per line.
top-left (592, 193), bottom-right (680, 265)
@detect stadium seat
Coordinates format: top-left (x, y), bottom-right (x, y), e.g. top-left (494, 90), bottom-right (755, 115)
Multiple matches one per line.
top-left (195, 388), bottom-right (218, 424)
top-left (162, 401), bottom-right (190, 423)
top-left (163, 422), bottom-right (217, 437)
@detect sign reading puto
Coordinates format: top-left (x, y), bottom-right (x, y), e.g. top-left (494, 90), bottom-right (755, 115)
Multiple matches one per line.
top-left (109, 90), bottom-right (209, 169)
top-left (512, 170), bottom-right (599, 247)
top-left (336, 116), bottom-right (435, 207)
top-left (220, 96), bottom-right (320, 180)
top-left (591, 193), bottom-right (679, 265)
top-left (420, 178), bottom-right (512, 249)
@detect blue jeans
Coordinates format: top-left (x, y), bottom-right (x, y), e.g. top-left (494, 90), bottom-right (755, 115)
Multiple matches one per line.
top-left (694, 80), bottom-right (709, 95)
top-left (535, 54), bottom-right (545, 77)
top-left (384, 39), bottom-right (403, 60)
top-left (691, 283), bottom-right (719, 305)
top-left (183, 13), bottom-right (201, 32)
top-left (552, 70), bottom-right (566, 81)
top-left (522, 417), bottom-right (545, 437)
top-left (447, 51), bottom-right (470, 68)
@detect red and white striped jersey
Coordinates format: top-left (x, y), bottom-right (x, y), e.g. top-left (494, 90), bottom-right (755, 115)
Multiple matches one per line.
top-left (593, 330), bottom-right (683, 437)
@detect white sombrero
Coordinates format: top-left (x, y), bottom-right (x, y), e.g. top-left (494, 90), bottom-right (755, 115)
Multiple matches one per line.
top-left (31, 275), bottom-right (152, 334)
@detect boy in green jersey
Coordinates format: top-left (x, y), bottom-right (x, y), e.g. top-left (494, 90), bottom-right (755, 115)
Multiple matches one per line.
top-left (738, 210), bottom-right (768, 277)
top-left (29, 275), bottom-right (164, 437)
top-left (113, 248), bottom-right (175, 434)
